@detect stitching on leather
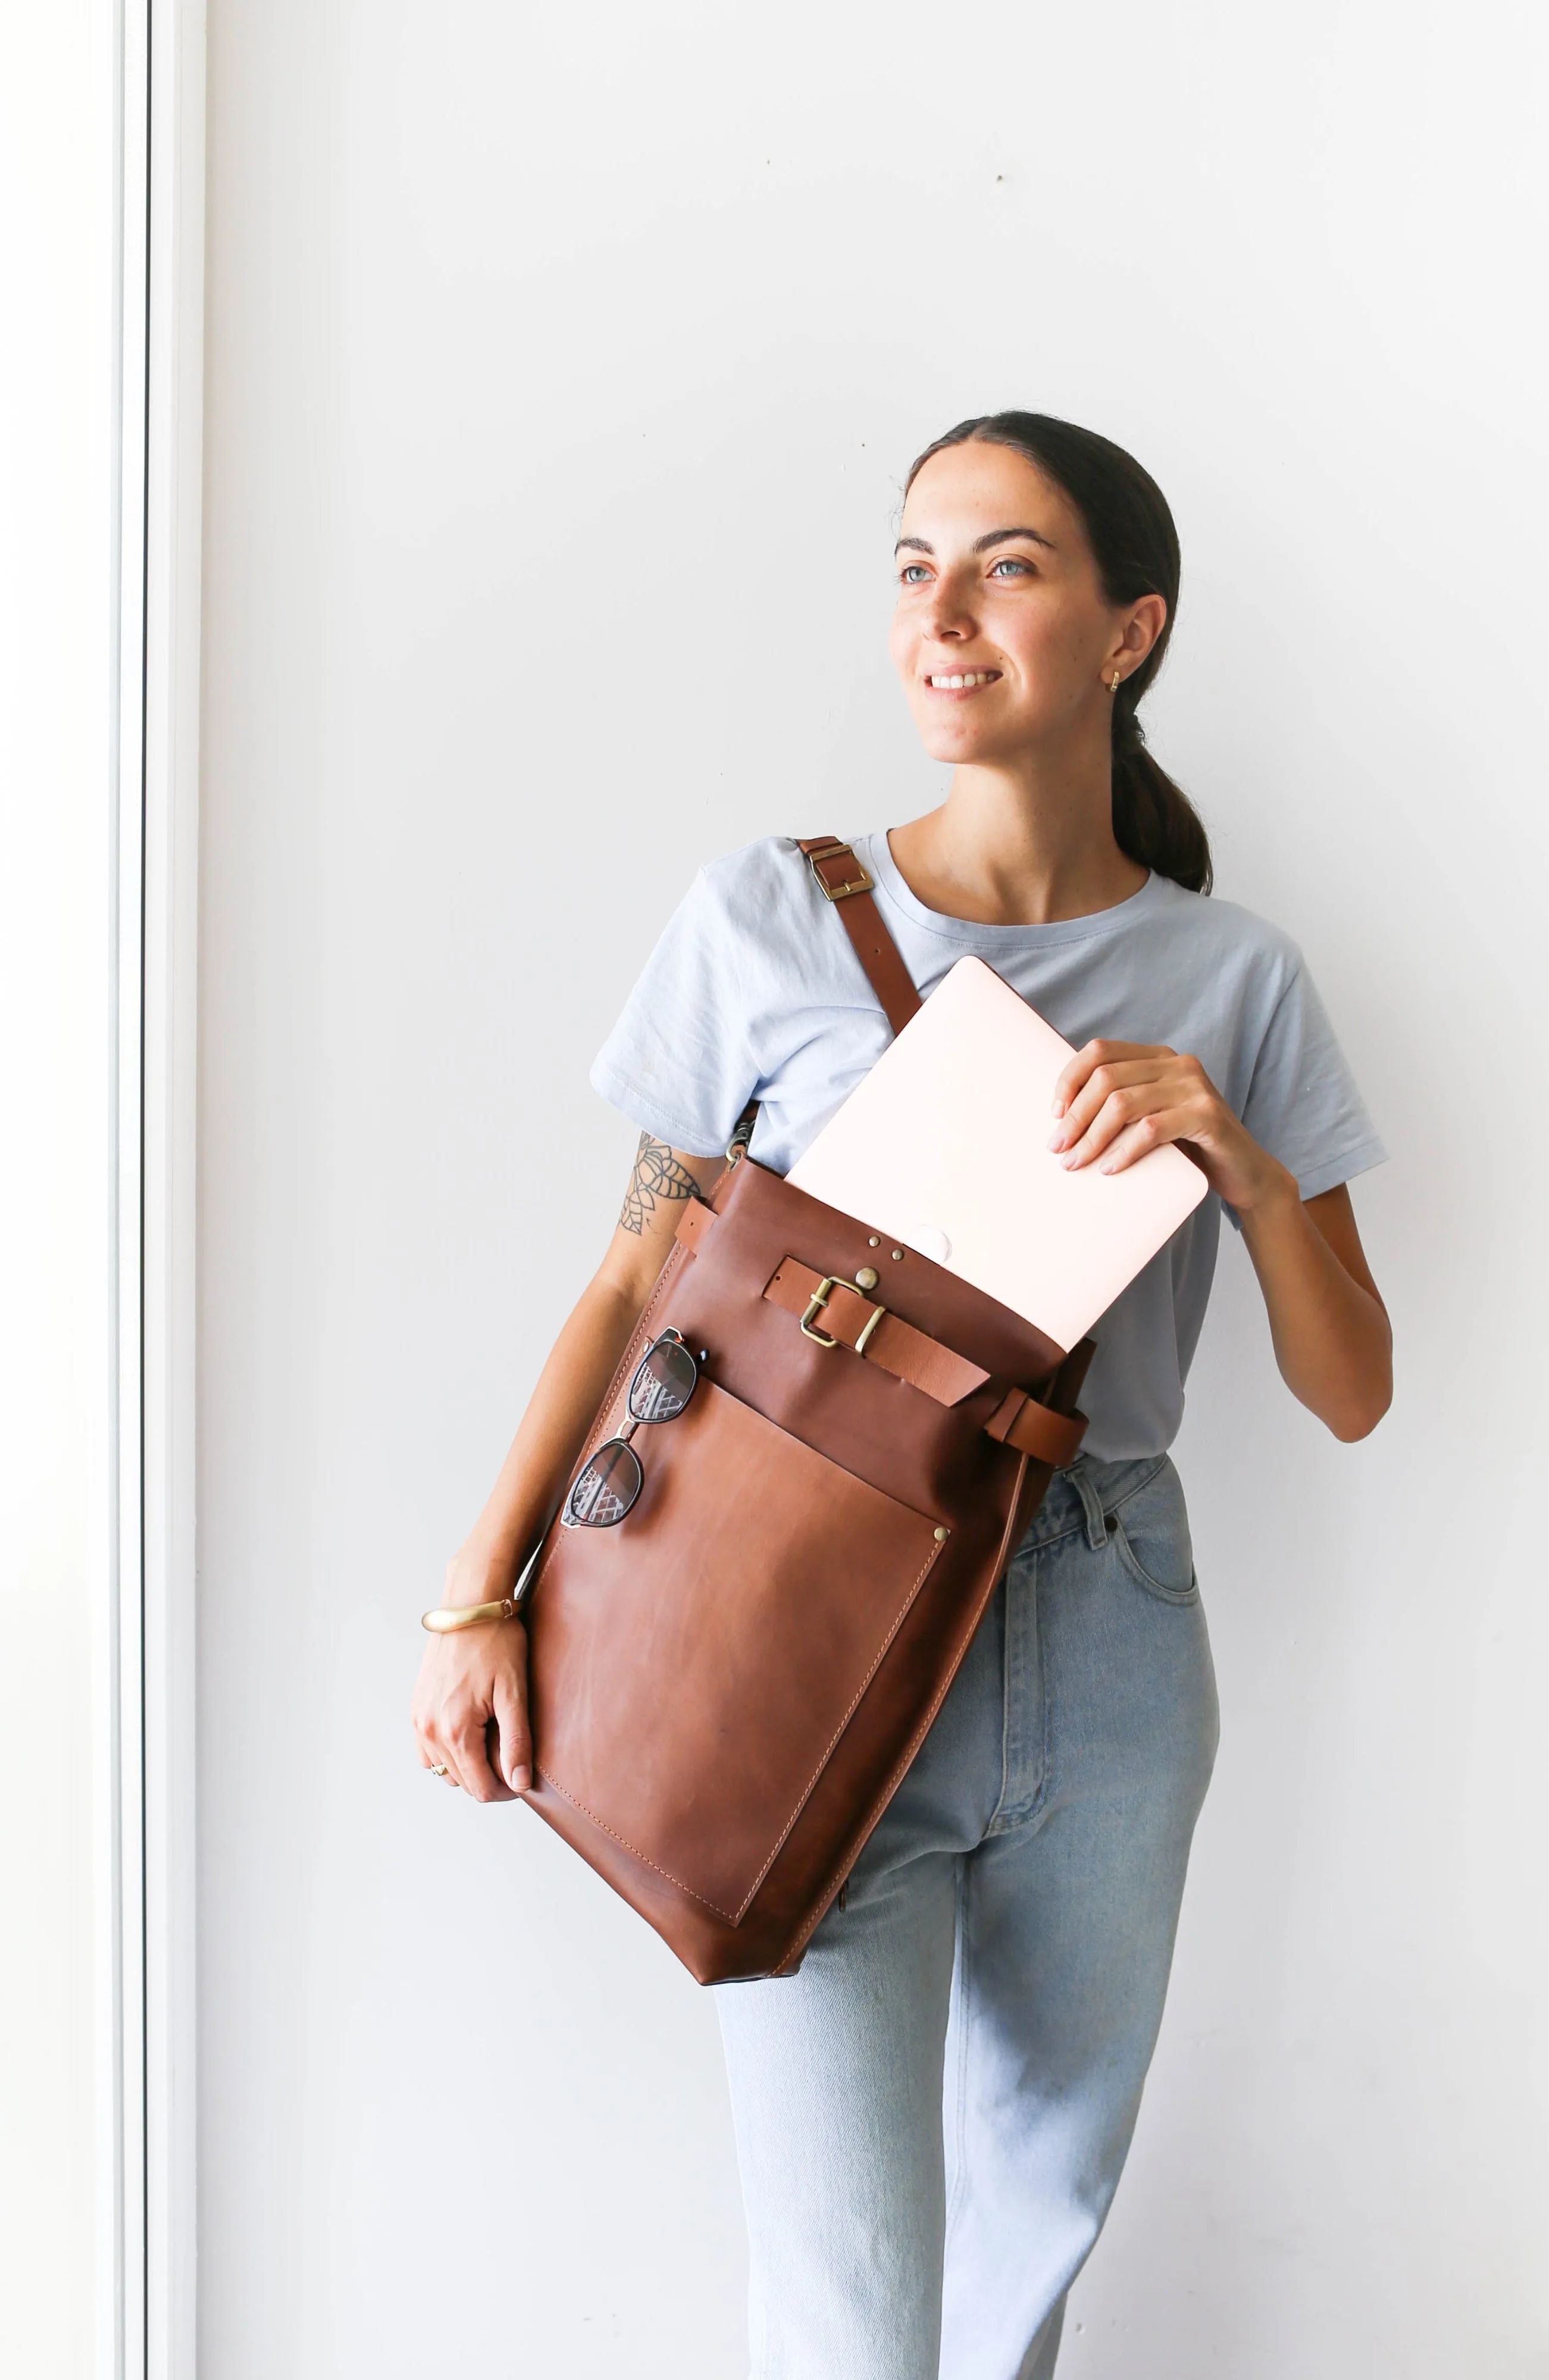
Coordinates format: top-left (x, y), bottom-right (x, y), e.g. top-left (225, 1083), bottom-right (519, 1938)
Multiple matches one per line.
top-left (533, 1766), bottom-right (742, 1924)
top-left (537, 1526), bottom-right (946, 1928)
top-left (726, 1532), bottom-right (945, 1920)
top-left (539, 1261), bottom-right (1081, 1966)
top-left (774, 1380), bottom-right (1079, 1967)
top-left (775, 1454), bottom-right (1034, 1972)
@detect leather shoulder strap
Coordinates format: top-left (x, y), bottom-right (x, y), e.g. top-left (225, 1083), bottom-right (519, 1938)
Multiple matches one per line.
top-left (797, 837), bottom-right (922, 1038)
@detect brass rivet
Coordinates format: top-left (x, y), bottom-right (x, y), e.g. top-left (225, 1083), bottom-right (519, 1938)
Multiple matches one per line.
top-left (868, 1235), bottom-right (880, 1248)
top-left (855, 1265), bottom-right (879, 1292)
top-left (934, 1525), bottom-right (949, 1542)
top-left (891, 1248), bottom-right (905, 1261)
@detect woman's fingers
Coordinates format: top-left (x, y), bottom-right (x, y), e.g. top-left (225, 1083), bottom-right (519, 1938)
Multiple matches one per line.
top-left (413, 1683), bottom-right (465, 1789)
top-left (1090, 1113), bottom-right (1178, 1175)
top-left (412, 1629), bottom-right (534, 1803)
top-left (447, 1699), bottom-right (516, 1803)
top-left (493, 1645), bottom-right (533, 1795)
top-left (1056, 1079), bottom-right (1181, 1170)
top-left (417, 1731), bottom-right (454, 1781)
top-left (1050, 1039), bottom-right (1164, 1122)
top-left (417, 1725), bottom-right (462, 1790)
top-left (418, 1695), bottom-right (511, 1802)
top-left (1049, 1058), bottom-right (1168, 1153)
top-left (1050, 1044), bottom-right (1223, 1174)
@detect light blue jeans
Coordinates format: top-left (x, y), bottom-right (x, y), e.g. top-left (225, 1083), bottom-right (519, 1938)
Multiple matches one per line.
top-left (715, 1454), bottom-right (1219, 2380)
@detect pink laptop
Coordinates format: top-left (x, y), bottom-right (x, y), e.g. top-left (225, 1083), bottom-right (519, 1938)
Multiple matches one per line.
top-left (786, 956), bottom-right (1207, 1351)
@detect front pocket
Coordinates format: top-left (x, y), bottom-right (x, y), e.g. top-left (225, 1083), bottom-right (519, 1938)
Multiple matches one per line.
top-left (1109, 1460), bottom-right (1198, 1605)
top-left (527, 1378), bottom-right (947, 1924)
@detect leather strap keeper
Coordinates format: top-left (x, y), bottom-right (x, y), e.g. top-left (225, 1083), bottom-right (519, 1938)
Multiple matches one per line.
top-left (984, 1386), bottom-right (1087, 1471)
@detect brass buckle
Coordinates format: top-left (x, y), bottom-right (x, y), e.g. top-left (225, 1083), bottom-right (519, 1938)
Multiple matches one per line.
top-left (806, 842), bottom-right (874, 903)
top-left (799, 1274), bottom-right (887, 1354)
top-left (799, 1276), bottom-right (842, 1346)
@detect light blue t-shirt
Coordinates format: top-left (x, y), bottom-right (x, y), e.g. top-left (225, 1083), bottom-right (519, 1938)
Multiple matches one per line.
top-left (590, 832), bottom-right (1387, 1460)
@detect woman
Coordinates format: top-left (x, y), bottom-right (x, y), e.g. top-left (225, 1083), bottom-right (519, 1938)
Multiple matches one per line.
top-left (411, 412), bottom-right (1391, 2378)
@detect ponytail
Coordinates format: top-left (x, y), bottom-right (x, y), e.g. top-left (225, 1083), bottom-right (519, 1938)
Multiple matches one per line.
top-left (905, 411), bottom-right (1213, 895)
top-left (1111, 691), bottom-right (1212, 894)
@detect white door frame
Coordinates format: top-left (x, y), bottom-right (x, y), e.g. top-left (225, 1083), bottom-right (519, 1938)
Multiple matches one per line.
top-left (108, 3), bottom-right (205, 2373)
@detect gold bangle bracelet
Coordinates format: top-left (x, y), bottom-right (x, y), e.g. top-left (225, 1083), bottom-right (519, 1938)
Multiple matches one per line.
top-left (420, 1596), bottom-right (522, 1634)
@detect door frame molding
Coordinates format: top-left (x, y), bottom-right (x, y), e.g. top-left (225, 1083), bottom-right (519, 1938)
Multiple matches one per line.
top-left (108, 4), bottom-right (205, 2373)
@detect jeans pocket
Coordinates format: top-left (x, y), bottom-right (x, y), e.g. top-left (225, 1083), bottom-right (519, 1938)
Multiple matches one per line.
top-left (1107, 1460), bottom-right (1199, 1605)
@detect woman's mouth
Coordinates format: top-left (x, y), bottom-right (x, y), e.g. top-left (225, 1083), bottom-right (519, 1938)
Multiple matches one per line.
top-left (924, 671), bottom-right (1002, 693)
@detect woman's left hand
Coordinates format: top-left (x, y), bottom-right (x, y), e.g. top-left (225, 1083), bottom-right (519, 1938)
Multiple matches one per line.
top-left (1049, 1039), bottom-right (1292, 1215)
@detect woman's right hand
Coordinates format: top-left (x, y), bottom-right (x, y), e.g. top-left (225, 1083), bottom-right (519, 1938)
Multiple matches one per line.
top-left (409, 1133), bottom-right (724, 1803)
top-left (411, 1559), bottom-right (532, 1802)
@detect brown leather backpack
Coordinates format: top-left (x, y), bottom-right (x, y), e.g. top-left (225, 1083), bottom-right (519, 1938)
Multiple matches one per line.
top-left (521, 839), bottom-right (1092, 1983)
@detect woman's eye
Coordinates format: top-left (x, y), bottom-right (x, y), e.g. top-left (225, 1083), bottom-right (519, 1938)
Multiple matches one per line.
top-left (900, 564), bottom-right (931, 585)
top-left (989, 556), bottom-right (1032, 578)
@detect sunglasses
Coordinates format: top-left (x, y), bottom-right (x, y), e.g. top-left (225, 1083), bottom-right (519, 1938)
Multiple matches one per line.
top-left (559, 1329), bottom-right (700, 1529)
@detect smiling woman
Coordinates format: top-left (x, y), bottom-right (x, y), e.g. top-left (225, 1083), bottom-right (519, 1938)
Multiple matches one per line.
top-left (411, 409), bottom-right (1391, 2380)
top-left (891, 412), bottom-right (1210, 898)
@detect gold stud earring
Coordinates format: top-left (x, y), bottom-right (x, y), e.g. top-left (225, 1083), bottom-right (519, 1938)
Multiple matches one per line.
top-left (1109, 672), bottom-right (1124, 693)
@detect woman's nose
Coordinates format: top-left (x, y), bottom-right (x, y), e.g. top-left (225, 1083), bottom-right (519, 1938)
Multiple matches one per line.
top-left (921, 579), bottom-right (975, 641)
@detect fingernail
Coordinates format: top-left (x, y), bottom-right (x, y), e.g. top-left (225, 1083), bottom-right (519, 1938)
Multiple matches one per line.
top-left (1047, 1131), bottom-right (1065, 1151)
top-left (510, 1769), bottom-right (531, 1794)
top-left (1061, 1150), bottom-right (1079, 1168)
top-left (1052, 1098), bottom-right (1066, 1119)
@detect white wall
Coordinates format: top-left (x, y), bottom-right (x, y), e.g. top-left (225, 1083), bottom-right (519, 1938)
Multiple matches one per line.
top-left (198, 3), bottom-right (1549, 2373)
top-left (0, 8), bottom-right (117, 2376)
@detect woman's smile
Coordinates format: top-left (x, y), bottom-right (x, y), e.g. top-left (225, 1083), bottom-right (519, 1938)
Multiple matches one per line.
top-left (924, 669), bottom-right (1002, 693)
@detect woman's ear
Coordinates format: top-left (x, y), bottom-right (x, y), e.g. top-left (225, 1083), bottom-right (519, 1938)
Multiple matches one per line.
top-left (1118, 593), bottom-right (1168, 669)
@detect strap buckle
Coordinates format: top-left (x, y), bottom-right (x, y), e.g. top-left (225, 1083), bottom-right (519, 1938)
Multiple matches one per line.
top-left (805, 840), bottom-right (874, 903)
top-left (799, 1274), bottom-right (887, 1354)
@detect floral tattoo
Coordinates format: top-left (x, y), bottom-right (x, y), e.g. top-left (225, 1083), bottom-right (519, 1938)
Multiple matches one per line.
top-left (619, 1133), bottom-right (699, 1236)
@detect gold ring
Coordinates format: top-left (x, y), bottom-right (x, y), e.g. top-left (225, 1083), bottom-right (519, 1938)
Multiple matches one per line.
top-left (429, 1761), bottom-right (449, 1777)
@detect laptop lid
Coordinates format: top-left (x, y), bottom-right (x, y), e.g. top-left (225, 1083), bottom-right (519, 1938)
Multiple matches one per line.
top-left (786, 955), bottom-right (1208, 1351)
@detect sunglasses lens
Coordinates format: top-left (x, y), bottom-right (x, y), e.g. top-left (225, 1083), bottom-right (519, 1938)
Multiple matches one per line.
top-left (628, 1334), bottom-right (699, 1424)
top-left (562, 1438), bottom-right (643, 1528)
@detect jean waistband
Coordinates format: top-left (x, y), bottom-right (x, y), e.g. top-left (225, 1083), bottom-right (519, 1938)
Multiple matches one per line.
top-left (1019, 1451), bottom-right (1173, 1554)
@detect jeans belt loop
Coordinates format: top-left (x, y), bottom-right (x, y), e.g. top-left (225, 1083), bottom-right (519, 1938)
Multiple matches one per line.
top-left (1067, 1460), bottom-right (1109, 1553)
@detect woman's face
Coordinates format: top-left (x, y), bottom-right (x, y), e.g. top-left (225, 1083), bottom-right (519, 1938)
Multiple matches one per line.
top-left (888, 439), bottom-right (1160, 768)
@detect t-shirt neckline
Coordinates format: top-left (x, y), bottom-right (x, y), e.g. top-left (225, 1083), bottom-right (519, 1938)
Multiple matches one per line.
top-left (858, 828), bottom-right (1167, 948)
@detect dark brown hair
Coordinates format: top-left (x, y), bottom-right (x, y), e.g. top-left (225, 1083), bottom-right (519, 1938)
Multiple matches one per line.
top-left (905, 411), bottom-right (1212, 894)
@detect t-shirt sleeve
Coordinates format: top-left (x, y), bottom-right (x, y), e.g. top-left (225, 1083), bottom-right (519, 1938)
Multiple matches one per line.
top-left (589, 867), bottom-right (759, 1157)
top-left (1234, 959), bottom-right (1388, 1216)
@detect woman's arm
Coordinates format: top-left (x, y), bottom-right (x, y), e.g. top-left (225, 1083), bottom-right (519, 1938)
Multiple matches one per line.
top-left (411, 1133), bottom-right (723, 1801)
top-left (1236, 1178), bottom-right (1390, 1440)
top-left (1050, 1041), bottom-right (1392, 1441)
